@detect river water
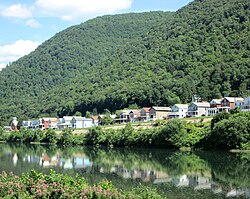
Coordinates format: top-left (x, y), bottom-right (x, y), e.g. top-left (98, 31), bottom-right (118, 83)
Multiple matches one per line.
top-left (0, 143), bottom-right (249, 198)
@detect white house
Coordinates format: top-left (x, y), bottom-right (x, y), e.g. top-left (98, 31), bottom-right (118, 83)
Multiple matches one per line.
top-left (83, 118), bottom-right (94, 128)
top-left (187, 102), bottom-right (210, 117)
top-left (114, 110), bottom-right (140, 123)
top-left (58, 116), bottom-right (73, 129)
top-left (168, 104), bottom-right (188, 119)
top-left (241, 96), bottom-right (250, 112)
top-left (71, 116), bottom-right (84, 129)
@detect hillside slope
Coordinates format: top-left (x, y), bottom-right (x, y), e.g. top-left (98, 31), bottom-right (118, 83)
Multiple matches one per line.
top-left (0, 0), bottom-right (249, 125)
top-left (0, 12), bottom-right (174, 124)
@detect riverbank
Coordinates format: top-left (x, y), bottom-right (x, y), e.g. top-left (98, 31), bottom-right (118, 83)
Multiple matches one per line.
top-left (0, 111), bottom-right (249, 150)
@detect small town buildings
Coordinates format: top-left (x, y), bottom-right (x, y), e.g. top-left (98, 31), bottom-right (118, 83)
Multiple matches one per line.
top-left (187, 102), bottom-right (210, 117)
top-left (58, 116), bottom-right (73, 129)
top-left (82, 118), bottom-right (94, 128)
top-left (3, 126), bottom-right (12, 131)
top-left (208, 99), bottom-right (222, 116)
top-left (149, 106), bottom-right (171, 120)
top-left (210, 99), bottom-right (222, 108)
top-left (140, 107), bottom-right (151, 121)
top-left (114, 110), bottom-right (131, 123)
top-left (41, 118), bottom-right (58, 130)
top-left (31, 120), bottom-right (41, 129)
top-left (129, 110), bottom-right (141, 122)
top-left (91, 116), bottom-right (99, 126)
top-left (221, 97), bottom-right (244, 108)
top-left (71, 116), bottom-right (84, 129)
top-left (22, 121), bottom-right (32, 129)
top-left (168, 104), bottom-right (188, 119)
top-left (241, 96), bottom-right (250, 112)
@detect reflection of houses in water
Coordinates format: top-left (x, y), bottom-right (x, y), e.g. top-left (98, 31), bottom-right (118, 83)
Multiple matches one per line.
top-left (212, 183), bottom-right (249, 197)
top-left (153, 171), bottom-right (172, 184)
top-left (22, 154), bottom-right (40, 164)
top-left (225, 188), bottom-right (245, 198)
top-left (173, 175), bottom-right (189, 187)
top-left (188, 176), bottom-right (211, 190)
top-left (21, 152), bottom-right (93, 170)
top-left (245, 188), bottom-right (250, 197)
top-left (73, 156), bottom-right (92, 169)
top-left (211, 183), bottom-right (223, 194)
top-left (13, 153), bottom-right (18, 166)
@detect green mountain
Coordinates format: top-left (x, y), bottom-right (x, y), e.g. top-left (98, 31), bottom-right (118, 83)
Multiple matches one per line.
top-left (0, 0), bottom-right (249, 125)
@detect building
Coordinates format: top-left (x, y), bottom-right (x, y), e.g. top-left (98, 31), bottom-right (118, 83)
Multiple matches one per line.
top-left (82, 118), bottom-right (94, 128)
top-left (210, 99), bottom-right (222, 108)
top-left (129, 110), bottom-right (141, 122)
top-left (22, 121), bottom-right (32, 129)
top-left (168, 104), bottom-right (188, 119)
top-left (140, 107), bottom-right (151, 121)
top-left (221, 97), bottom-right (244, 108)
top-left (71, 116), bottom-right (84, 129)
top-left (58, 116), bottom-right (73, 129)
top-left (187, 102), bottom-right (210, 117)
top-left (149, 106), bottom-right (171, 120)
top-left (241, 96), bottom-right (250, 112)
top-left (41, 118), bottom-right (58, 130)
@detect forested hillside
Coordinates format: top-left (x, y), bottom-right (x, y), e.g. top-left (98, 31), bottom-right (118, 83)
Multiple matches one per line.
top-left (0, 0), bottom-right (249, 125)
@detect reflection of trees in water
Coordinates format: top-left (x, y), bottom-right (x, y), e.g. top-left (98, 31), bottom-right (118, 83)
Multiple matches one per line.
top-left (197, 151), bottom-right (250, 188)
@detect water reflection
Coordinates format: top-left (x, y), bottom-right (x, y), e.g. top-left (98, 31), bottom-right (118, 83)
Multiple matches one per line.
top-left (0, 143), bottom-right (249, 198)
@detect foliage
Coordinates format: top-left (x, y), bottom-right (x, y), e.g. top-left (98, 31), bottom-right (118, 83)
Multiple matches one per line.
top-left (210, 112), bottom-right (230, 130)
top-left (42, 129), bottom-right (58, 144)
top-left (101, 114), bottom-right (113, 125)
top-left (209, 112), bottom-right (250, 149)
top-left (0, 0), bottom-right (249, 125)
top-left (0, 170), bottom-right (165, 198)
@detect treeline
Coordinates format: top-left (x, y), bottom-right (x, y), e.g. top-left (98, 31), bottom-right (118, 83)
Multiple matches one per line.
top-left (0, 0), bottom-right (249, 125)
top-left (1, 111), bottom-right (249, 150)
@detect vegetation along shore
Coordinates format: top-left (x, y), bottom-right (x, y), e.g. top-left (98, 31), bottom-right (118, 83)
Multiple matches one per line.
top-left (1, 111), bottom-right (249, 151)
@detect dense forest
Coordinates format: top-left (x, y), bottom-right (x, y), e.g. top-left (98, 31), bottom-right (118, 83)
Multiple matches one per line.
top-left (0, 0), bottom-right (249, 125)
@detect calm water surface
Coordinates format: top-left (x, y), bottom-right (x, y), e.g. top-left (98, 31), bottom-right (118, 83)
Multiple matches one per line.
top-left (0, 143), bottom-right (249, 199)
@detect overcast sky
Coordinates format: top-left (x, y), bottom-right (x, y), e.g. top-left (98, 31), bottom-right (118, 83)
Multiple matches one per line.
top-left (0, 0), bottom-right (193, 70)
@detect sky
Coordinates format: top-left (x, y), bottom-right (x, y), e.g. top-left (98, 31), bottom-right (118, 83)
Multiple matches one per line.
top-left (0, 0), bottom-right (193, 70)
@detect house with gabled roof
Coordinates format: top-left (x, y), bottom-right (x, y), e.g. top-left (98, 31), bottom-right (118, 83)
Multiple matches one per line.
top-left (187, 102), bottom-right (210, 117)
top-left (58, 116), bottom-right (73, 129)
top-left (83, 118), bottom-right (94, 128)
top-left (71, 116), bottom-right (84, 129)
top-left (210, 99), bottom-right (222, 108)
top-left (208, 99), bottom-right (222, 116)
top-left (149, 106), bottom-right (171, 120)
top-left (41, 118), bottom-right (58, 130)
top-left (221, 97), bottom-right (244, 108)
top-left (140, 107), bottom-right (151, 121)
top-left (168, 104), bottom-right (188, 119)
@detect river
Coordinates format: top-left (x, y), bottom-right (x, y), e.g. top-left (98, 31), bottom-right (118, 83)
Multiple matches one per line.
top-left (0, 143), bottom-right (249, 198)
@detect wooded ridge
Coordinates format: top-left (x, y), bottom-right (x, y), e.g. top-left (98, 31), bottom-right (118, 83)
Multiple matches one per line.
top-left (0, 0), bottom-right (249, 125)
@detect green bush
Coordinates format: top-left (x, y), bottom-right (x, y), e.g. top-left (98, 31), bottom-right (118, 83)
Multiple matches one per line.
top-left (42, 129), bottom-right (58, 144)
top-left (0, 170), bottom-right (166, 198)
top-left (210, 112), bottom-right (250, 149)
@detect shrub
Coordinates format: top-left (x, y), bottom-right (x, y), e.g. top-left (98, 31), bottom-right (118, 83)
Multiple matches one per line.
top-left (0, 170), bottom-right (166, 198)
top-left (42, 129), bottom-right (58, 144)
